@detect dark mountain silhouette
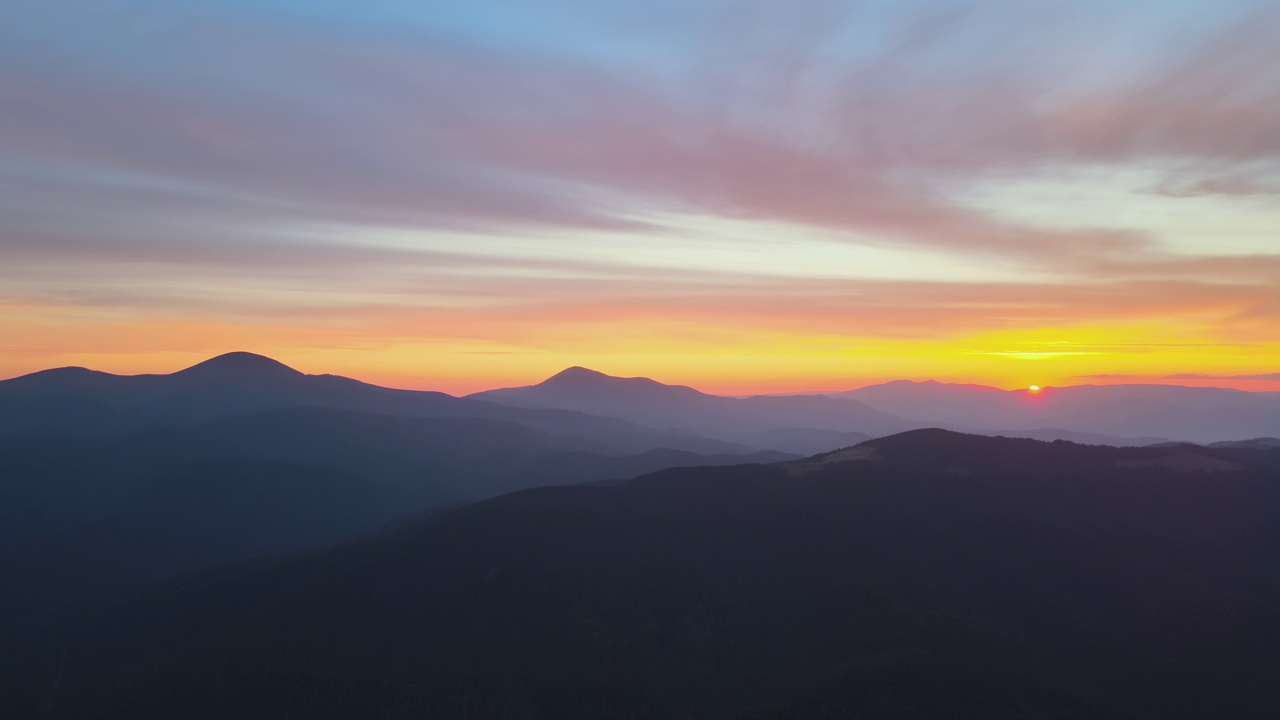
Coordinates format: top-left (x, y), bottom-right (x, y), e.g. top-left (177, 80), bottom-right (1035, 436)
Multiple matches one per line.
top-left (839, 380), bottom-right (1280, 443)
top-left (26, 431), bottom-right (1278, 719)
top-left (0, 353), bottom-right (746, 455)
top-left (8, 353), bottom-right (1274, 452)
top-left (0, 406), bottom-right (791, 639)
top-left (1, 458), bottom-right (385, 631)
top-left (835, 379), bottom-right (1019, 426)
top-left (171, 351), bottom-right (304, 379)
top-left (470, 367), bottom-right (909, 450)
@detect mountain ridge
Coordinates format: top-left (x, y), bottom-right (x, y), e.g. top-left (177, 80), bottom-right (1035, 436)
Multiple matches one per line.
top-left (5, 353), bottom-right (1279, 446)
top-left (33, 429), bottom-right (1278, 719)
top-left (0, 355), bottom-right (750, 455)
top-left (470, 366), bottom-right (911, 447)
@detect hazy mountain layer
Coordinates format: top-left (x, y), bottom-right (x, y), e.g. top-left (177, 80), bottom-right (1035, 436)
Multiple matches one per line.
top-left (839, 380), bottom-right (1280, 443)
top-left (469, 366), bottom-right (911, 447)
top-left (475, 368), bottom-right (1280, 446)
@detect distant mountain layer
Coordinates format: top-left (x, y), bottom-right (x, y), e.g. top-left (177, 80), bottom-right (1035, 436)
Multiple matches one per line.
top-left (26, 430), bottom-right (1278, 719)
top-left (838, 379), bottom-right (1280, 444)
top-left (475, 369), bottom-right (1280, 445)
top-left (6, 352), bottom-right (1277, 451)
top-left (469, 366), bottom-right (910, 447)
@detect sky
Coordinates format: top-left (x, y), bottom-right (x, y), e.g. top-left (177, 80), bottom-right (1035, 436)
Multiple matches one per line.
top-left (2, 0), bottom-right (1278, 394)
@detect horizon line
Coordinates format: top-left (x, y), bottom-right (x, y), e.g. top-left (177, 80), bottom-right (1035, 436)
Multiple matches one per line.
top-left (4, 350), bottom-right (1278, 398)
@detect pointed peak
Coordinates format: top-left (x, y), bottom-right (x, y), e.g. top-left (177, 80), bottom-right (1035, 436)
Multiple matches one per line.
top-left (538, 366), bottom-right (694, 393)
top-left (175, 352), bottom-right (303, 379)
top-left (547, 366), bottom-right (610, 381)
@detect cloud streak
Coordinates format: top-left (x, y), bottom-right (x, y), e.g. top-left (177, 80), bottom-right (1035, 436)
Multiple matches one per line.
top-left (1, 0), bottom-right (1278, 388)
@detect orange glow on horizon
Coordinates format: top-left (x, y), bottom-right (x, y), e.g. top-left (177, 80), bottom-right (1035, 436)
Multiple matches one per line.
top-left (1, 302), bottom-right (1278, 396)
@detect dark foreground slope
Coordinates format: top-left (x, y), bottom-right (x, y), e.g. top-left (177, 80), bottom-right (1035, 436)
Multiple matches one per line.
top-left (0, 407), bottom-right (794, 640)
top-left (22, 431), bottom-right (1280, 720)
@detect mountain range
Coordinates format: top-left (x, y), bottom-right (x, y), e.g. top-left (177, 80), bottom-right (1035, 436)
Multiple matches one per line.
top-left (2, 352), bottom-right (1278, 718)
top-left (473, 366), bottom-right (1280, 445)
top-left (470, 366), bottom-right (904, 446)
top-left (0, 353), bottom-right (742, 455)
top-left (7, 352), bottom-right (1278, 451)
top-left (0, 355), bottom-right (801, 636)
top-left (9, 429), bottom-right (1277, 719)
top-left (837, 379), bottom-right (1280, 443)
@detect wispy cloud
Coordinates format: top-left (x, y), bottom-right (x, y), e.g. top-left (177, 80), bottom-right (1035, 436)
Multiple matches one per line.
top-left (2, 1), bottom-right (1279, 386)
top-left (1080, 372), bottom-right (1280, 382)
top-left (1165, 372), bottom-right (1280, 381)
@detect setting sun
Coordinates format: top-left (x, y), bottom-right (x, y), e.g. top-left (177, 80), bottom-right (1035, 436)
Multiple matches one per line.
top-left (1029, 385), bottom-right (1041, 393)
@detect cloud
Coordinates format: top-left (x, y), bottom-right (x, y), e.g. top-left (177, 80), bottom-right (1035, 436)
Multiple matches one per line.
top-left (1153, 172), bottom-right (1280, 197)
top-left (1165, 372), bottom-right (1280, 381)
top-left (1080, 372), bottom-right (1280, 382)
top-left (2, 0), bottom-right (1280, 372)
top-left (6, 2), bottom-right (1279, 264)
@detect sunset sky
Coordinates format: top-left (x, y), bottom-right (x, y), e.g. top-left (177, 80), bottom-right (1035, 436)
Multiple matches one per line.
top-left (2, 0), bottom-right (1278, 394)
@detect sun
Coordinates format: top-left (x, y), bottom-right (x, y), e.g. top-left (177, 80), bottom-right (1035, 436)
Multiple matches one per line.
top-left (1029, 385), bottom-right (1041, 393)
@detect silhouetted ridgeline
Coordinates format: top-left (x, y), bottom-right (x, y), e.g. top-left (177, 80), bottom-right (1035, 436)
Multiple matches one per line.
top-left (2, 354), bottom-right (1278, 718)
top-left (469, 366), bottom-right (910, 445)
top-left (0, 353), bottom-right (749, 455)
top-left (475, 368), bottom-right (1280, 445)
top-left (0, 356), bottom-right (797, 640)
top-left (8, 430), bottom-right (1276, 719)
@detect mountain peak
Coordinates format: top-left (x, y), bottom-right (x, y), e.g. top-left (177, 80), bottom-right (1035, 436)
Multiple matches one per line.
top-left (174, 352), bottom-right (303, 379)
top-left (538, 366), bottom-right (694, 395)
top-left (547, 366), bottom-right (611, 382)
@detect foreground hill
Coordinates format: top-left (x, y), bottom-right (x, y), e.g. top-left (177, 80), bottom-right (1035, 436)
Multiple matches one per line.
top-left (30, 431), bottom-right (1279, 719)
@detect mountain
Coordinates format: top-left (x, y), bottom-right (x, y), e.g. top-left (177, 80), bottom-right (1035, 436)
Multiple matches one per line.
top-left (0, 457), bottom-right (387, 630)
top-left (10, 353), bottom-right (1274, 452)
top-left (0, 407), bottom-right (599, 631)
top-left (834, 379), bottom-right (1020, 427)
top-left (473, 369), bottom-right (1280, 448)
top-left (0, 353), bottom-right (746, 455)
top-left (839, 380), bottom-right (1280, 443)
top-left (0, 404), bottom-right (797, 639)
top-left (0, 353), bottom-right (851, 641)
top-left (470, 367), bottom-right (909, 449)
top-left (29, 431), bottom-right (1279, 719)
top-left (1035, 389), bottom-right (1280, 443)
